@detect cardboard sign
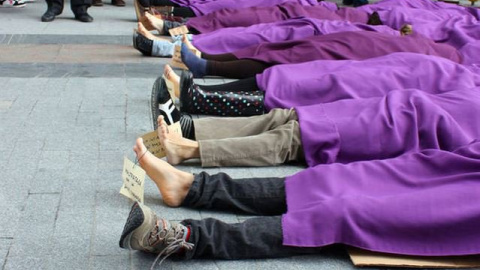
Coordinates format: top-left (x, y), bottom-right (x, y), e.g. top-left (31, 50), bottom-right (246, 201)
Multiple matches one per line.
top-left (170, 45), bottom-right (201, 70)
top-left (120, 157), bottom-right (145, 203)
top-left (168, 25), bottom-right (189, 37)
top-left (140, 121), bottom-right (182, 158)
top-left (348, 248), bottom-right (480, 268)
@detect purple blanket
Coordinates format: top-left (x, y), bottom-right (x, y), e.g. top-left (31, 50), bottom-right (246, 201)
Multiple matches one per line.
top-left (257, 52), bottom-right (480, 110)
top-left (295, 88), bottom-right (480, 166)
top-left (281, 88), bottom-right (480, 254)
top-left (232, 31), bottom-right (462, 66)
top-left (283, 139), bottom-right (480, 255)
top-left (192, 18), bottom-right (399, 54)
top-left (170, 0), bottom-right (326, 16)
top-left (186, 2), bottom-right (368, 33)
top-left (362, 0), bottom-right (480, 20)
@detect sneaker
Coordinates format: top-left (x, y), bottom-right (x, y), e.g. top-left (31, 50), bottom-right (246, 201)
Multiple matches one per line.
top-left (151, 76), bottom-right (181, 129)
top-left (119, 202), bottom-right (194, 257)
top-left (0, 0), bottom-right (26, 7)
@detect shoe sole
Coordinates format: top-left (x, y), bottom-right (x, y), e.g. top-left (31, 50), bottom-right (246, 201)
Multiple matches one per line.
top-left (119, 202), bottom-right (145, 249)
top-left (151, 76), bottom-right (180, 129)
top-left (150, 76), bottom-right (163, 130)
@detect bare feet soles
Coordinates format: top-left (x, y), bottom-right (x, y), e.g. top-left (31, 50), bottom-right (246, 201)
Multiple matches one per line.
top-left (182, 34), bottom-right (201, 57)
top-left (137, 22), bottom-right (168, 41)
top-left (144, 12), bottom-right (165, 35)
top-left (157, 115), bottom-right (200, 165)
top-left (133, 137), bottom-right (194, 207)
top-left (163, 64), bottom-right (180, 97)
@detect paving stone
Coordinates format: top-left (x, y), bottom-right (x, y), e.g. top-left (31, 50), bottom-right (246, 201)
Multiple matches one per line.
top-left (91, 255), bottom-right (130, 270)
top-left (38, 150), bottom-right (70, 171)
top-left (10, 193), bottom-right (60, 256)
top-left (29, 168), bottom-right (68, 194)
top-left (3, 256), bottom-right (49, 270)
top-left (54, 207), bottom-right (95, 238)
top-left (0, 238), bottom-right (12, 268)
top-left (101, 118), bottom-right (126, 133)
top-left (92, 192), bottom-right (131, 256)
top-left (47, 255), bottom-right (91, 270)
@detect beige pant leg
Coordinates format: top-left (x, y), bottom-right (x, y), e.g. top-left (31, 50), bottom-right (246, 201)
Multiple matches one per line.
top-left (199, 119), bottom-right (304, 167)
top-left (194, 108), bottom-right (298, 140)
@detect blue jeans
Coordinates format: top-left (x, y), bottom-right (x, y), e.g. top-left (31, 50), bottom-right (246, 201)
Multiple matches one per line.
top-left (180, 172), bottom-right (322, 259)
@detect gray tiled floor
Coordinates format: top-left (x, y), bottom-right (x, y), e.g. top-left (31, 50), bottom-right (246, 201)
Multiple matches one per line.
top-left (0, 0), bottom-right (472, 269)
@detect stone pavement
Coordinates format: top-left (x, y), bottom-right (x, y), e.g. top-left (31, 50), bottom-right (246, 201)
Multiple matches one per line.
top-left (0, 1), bottom-right (462, 270)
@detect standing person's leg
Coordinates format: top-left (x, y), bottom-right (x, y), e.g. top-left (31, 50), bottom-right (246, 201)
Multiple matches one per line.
top-left (41, 0), bottom-right (63, 22)
top-left (71, 0), bottom-right (93, 22)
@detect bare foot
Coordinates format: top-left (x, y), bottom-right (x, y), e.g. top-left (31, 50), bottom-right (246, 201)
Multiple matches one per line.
top-left (182, 34), bottom-right (201, 57)
top-left (137, 22), bottom-right (167, 41)
top-left (157, 115), bottom-right (200, 165)
top-left (163, 64), bottom-right (180, 97)
top-left (144, 12), bottom-right (165, 35)
top-left (133, 137), bottom-right (194, 207)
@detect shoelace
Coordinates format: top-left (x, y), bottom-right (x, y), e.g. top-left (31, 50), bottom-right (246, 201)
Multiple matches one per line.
top-left (150, 225), bottom-right (194, 269)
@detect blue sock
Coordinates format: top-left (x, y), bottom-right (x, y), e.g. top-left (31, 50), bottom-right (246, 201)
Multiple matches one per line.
top-left (181, 43), bottom-right (207, 78)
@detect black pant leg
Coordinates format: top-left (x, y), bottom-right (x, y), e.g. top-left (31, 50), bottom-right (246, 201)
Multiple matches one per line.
top-left (71, 0), bottom-right (91, 14)
top-left (46, 0), bottom-right (63, 13)
top-left (182, 216), bottom-right (323, 259)
top-left (199, 77), bottom-right (259, 92)
top-left (207, 59), bottom-right (271, 79)
top-left (181, 172), bottom-right (287, 216)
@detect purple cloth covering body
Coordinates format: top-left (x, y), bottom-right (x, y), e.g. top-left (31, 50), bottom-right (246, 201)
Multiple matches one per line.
top-left (192, 18), bottom-right (399, 54)
top-left (169, 0), bottom-right (325, 16)
top-left (282, 88), bottom-right (480, 254)
top-left (361, 0), bottom-right (480, 20)
top-left (257, 52), bottom-right (480, 110)
top-left (186, 2), bottom-right (368, 33)
top-left (283, 139), bottom-right (480, 255)
top-left (295, 87), bottom-right (480, 166)
top-left (231, 31), bottom-right (462, 66)
top-left (366, 7), bottom-right (480, 49)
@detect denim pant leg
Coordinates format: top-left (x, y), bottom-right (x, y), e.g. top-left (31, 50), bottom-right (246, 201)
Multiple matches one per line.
top-left (182, 216), bottom-right (323, 259)
top-left (181, 171), bottom-right (287, 215)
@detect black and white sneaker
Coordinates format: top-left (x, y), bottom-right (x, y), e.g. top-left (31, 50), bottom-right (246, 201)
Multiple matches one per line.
top-left (151, 76), bottom-right (181, 129)
top-left (0, 0), bottom-right (26, 7)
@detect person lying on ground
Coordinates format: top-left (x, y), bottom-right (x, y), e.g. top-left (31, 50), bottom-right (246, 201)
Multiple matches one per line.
top-left (141, 1), bottom-right (379, 36)
top-left (133, 17), bottom-right (401, 57)
top-left (178, 30), bottom-right (461, 79)
top-left (119, 137), bottom-right (480, 266)
top-left (152, 87), bottom-right (480, 167)
top-left (135, 0), bottom-right (328, 18)
top-left (157, 52), bottom-right (480, 116)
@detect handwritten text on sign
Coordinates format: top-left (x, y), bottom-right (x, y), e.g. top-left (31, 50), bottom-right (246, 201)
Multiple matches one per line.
top-left (140, 121), bottom-right (181, 158)
top-left (120, 157), bottom-right (145, 203)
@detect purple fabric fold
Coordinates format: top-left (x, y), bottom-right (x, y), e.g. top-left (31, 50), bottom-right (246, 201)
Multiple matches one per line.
top-left (192, 18), bottom-right (399, 54)
top-left (186, 2), bottom-right (368, 33)
top-left (170, 0), bottom-right (322, 16)
top-left (257, 52), bottom-right (480, 110)
top-left (232, 31), bottom-right (462, 66)
top-left (295, 88), bottom-right (480, 167)
top-left (283, 139), bottom-right (480, 255)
